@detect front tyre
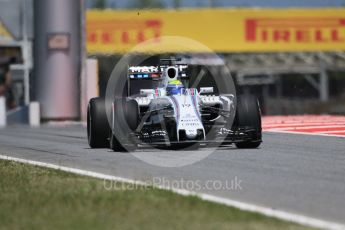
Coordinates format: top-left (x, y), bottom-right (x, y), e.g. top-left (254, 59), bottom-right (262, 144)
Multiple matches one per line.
top-left (110, 131), bottom-right (126, 152)
top-left (110, 99), bottom-right (139, 152)
top-left (234, 95), bottom-right (262, 149)
top-left (87, 97), bottom-right (110, 148)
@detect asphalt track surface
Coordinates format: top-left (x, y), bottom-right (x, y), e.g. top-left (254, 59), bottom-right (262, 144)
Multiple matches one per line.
top-left (0, 125), bottom-right (344, 226)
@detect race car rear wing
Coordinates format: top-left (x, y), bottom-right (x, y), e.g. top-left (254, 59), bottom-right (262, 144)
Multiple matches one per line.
top-left (128, 65), bottom-right (188, 79)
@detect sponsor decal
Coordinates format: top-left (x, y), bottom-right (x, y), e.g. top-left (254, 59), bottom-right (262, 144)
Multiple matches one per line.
top-left (87, 19), bottom-right (162, 46)
top-left (129, 66), bottom-right (159, 73)
top-left (245, 17), bottom-right (345, 43)
top-left (87, 9), bottom-right (345, 53)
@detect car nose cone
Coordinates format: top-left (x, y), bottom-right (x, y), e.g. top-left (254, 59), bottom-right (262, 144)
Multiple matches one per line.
top-left (185, 129), bottom-right (198, 139)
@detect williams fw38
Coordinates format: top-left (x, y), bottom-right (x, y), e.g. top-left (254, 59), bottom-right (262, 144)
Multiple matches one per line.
top-left (87, 61), bottom-right (262, 151)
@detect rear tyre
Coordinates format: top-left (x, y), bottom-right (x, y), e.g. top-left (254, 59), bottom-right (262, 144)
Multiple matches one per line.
top-left (234, 95), bottom-right (262, 149)
top-left (110, 99), bottom-right (139, 152)
top-left (87, 97), bottom-right (110, 148)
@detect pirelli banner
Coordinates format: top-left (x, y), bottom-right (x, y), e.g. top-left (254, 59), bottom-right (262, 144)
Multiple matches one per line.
top-left (87, 8), bottom-right (345, 53)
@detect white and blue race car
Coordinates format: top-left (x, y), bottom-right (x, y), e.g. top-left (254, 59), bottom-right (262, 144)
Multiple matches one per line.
top-left (87, 61), bottom-right (262, 151)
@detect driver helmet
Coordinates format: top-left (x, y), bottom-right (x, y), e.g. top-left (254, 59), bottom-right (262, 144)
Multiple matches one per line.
top-left (166, 80), bottom-right (185, 95)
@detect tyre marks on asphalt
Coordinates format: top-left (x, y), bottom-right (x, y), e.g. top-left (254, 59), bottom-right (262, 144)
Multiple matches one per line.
top-left (262, 115), bottom-right (345, 137)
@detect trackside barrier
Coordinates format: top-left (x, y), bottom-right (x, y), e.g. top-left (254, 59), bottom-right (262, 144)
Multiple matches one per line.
top-left (87, 8), bottom-right (345, 53)
top-left (29, 102), bottom-right (40, 127)
top-left (0, 97), bottom-right (6, 127)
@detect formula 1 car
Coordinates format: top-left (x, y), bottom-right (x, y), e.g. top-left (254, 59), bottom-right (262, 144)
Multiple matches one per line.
top-left (87, 61), bottom-right (262, 151)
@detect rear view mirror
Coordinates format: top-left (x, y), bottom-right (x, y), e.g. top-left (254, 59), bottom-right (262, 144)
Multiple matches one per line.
top-left (140, 89), bottom-right (155, 95)
top-left (199, 87), bottom-right (214, 94)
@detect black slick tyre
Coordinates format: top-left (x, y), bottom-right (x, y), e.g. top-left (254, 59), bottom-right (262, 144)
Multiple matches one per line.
top-left (87, 97), bottom-right (110, 148)
top-left (234, 95), bottom-right (262, 149)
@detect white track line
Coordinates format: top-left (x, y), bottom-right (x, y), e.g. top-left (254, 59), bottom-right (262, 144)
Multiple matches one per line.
top-left (0, 154), bottom-right (344, 230)
top-left (320, 130), bottom-right (345, 134)
top-left (268, 125), bottom-right (345, 131)
top-left (265, 130), bottom-right (345, 138)
top-left (263, 123), bottom-right (345, 128)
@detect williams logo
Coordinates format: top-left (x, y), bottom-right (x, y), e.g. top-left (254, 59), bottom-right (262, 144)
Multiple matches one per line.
top-left (181, 104), bottom-right (192, 108)
top-left (245, 18), bottom-right (345, 43)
